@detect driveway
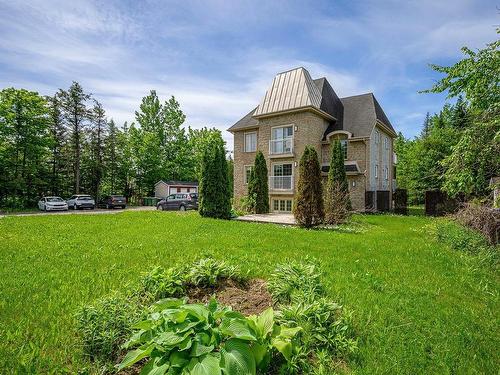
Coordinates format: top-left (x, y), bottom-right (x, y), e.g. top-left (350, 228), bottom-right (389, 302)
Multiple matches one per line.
top-left (0, 206), bottom-right (155, 218)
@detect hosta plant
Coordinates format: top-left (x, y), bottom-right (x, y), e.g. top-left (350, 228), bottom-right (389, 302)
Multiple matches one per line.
top-left (117, 298), bottom-right (301, 374)
top-left (267, 260), bottom-right (324, 304)
top-left (186, 258), bottom-right (242, 287)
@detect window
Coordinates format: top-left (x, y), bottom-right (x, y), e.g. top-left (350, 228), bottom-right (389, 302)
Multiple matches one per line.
top-left (384, 166), bottom-right (388, 180)
top-left (177, 187), bottom-right (181, 193)
top-left (270, 125), bottom-right (293, 154)
top-left (375, 130), bottom-right (380, 144)
top-left (340, 140), bottom-right (348, 159)
top-left (271, 163), bottom-right (293, 190)
top-left (273, 199), bottom-right (292, 212)
top-left (244, 165), bottom-right (254, 184)
top-left (271, 125), bottom-right (293, 140)
top-left (375, 165), bottom-right (378, 178)
top-left (187, 188), bottom-right (190, 192)
top-left (384, 137), bottom-right (389, 150)
top-left (244, 132), bottom-right (257, 152)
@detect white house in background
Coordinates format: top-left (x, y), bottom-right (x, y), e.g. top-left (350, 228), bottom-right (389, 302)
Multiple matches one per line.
top-left (154, 180), bottom-right (198, 198)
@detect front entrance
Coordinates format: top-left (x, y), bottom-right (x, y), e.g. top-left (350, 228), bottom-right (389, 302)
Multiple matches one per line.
top-left (272, 198), bottom-right (293, 212)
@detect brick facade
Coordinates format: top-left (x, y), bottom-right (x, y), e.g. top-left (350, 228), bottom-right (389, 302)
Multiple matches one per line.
top-left (232, 109), bottom-right (389, 212)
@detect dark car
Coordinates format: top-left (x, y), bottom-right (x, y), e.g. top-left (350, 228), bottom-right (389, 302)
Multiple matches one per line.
top-left (156, 193), bottom-right (198, 211)
top-left (98, 195), bottom-right (127, 209)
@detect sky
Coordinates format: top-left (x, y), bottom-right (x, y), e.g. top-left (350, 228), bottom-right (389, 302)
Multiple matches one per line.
top-left (0, 0), bottom-right (498, 150)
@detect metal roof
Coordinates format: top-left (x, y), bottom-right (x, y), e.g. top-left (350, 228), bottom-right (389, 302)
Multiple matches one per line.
top-left (254, 67), bottom-right (322, 117)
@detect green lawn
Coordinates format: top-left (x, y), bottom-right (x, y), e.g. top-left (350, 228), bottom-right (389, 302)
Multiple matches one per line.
top-left (0, 211), bottom-right (498, 374)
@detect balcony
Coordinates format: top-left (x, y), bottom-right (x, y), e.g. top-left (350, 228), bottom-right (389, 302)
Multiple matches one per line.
top-left (269, 175), bottom-right (293, 191)
top-left (269, 138), bottom-right (293, 156)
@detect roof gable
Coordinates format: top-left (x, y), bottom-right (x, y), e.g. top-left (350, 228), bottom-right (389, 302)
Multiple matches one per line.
top-left (254, 67), bottom-right (322, 117)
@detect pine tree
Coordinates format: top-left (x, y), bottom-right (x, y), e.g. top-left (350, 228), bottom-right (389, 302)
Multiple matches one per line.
top-left (248, 150), bottom-right (269, 213)
top-left (199, 135), bottom-right (231, 219)
top-left (59, 82), bottom-right (91, 194)
top-left (421, 112), bottom-right (431, 137)
top-left (324, 140), bottom-right (351, 224)
top-left (89, 100), bottom-right (107, 200)
top-left (293, 146), bottom-right (324, 227)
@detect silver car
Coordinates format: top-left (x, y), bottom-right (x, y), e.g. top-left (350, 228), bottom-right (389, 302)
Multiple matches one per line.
top-left (67, 195), bottom-right (96, 210)
top-left (38, 196), bottom-right (68, 211)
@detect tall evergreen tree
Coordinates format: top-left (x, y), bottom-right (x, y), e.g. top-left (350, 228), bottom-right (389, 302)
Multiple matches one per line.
top-left (199, 135), bottom-right (231, 219)
top-left (294, 146), bottom-right (324, 227)
top-left (248, 150), bottom-right (269, 213)
top-left (421, 112), bottom-right (431, 137)
top-left (89, 100), bottom-right (107, 200)
top-left (59, 82), bottom-right (91, 194)
top-left (324, 140), bottom-right (351, 224)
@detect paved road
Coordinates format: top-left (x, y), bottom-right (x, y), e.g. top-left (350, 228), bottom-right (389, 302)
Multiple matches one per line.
top-left (0, 206), bottom-right (155, 218)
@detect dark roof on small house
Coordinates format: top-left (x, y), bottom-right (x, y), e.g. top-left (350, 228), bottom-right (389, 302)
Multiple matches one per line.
top-left (155, 180), bottom-right (198, 187)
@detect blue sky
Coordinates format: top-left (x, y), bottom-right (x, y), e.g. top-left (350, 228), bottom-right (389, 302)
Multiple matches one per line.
top-left (0, 0), bottom-right (497, 149)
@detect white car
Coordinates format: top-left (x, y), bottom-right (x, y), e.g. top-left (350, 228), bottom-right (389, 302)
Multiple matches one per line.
top-left (66, 195), bottom-right (96, 210)
top-left (38, 196), bottom-right (68, 211)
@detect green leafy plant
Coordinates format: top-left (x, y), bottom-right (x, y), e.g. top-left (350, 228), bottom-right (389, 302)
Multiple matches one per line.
top-left (278, 298), bottom-right (357, 356)
top-left (117, 298), bottom-right (301, 374)
top-left (75, 293), bottom-right (142, 362)
top-left (267, 260), bottom-right (324, 304)
top-left (140, 266), bottom-right (187, 301)
top-left (186, 258), bottom-right (241, 287)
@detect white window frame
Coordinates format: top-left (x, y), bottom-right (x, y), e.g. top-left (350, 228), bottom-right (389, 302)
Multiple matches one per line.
top-left (384, 137), bottom-right (389, 150)
top-left (375, 164), bottom-right (378, 179)
top-left (375, 130), bottom-right (380, 144)
top-left (271, 125), bottom-right (294, 140)
top-left (272, 199), bottom-right (293, 212)
top-left (244, 165), bottom-right (254, 185)
top-left (244, 131), bottom-right (257, 153)
top-left (270, 162), bottom-right (293, 190)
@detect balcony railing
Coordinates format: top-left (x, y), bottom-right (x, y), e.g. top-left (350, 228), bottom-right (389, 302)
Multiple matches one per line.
top-left (269, 175), bottom-right (293, 190)
top-left (269, 138), bottom-right (293, 155)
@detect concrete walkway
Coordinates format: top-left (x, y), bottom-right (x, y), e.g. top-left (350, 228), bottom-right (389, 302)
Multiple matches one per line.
top-left (233, 213), bottom-right (296, 225)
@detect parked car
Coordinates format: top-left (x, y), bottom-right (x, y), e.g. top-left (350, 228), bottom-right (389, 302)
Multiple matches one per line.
top-left (38, 196), bottom-right (68, 211)
top-left (98, 195), bottom-right (127, 209)
top-left (156, 193), bottom-right (198, 211)
top-left (67, 195), bottom-right (95, 210)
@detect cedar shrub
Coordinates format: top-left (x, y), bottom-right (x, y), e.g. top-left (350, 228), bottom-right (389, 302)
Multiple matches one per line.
top-left (324, 140), bottom-right (351, 224)
top-left (293, 145), bottom-right (324, 227)
top-left (199, 136), bottom-right (231, 219)
top-left (248, 150), bottom-right (269, 213)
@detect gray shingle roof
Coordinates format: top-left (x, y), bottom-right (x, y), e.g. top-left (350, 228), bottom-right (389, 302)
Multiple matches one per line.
top-left (338, 93), bottom-right (395, 138)
top-left (321, 164), bottom-right (359, 173)
top-left (227, 107), bottom-right (259, 132)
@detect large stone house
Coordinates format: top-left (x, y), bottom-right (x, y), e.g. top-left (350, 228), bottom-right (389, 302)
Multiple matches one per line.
top-left (228, 67), bottom-right (397, 212)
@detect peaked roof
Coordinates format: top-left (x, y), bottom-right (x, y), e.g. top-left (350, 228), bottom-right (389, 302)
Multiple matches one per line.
top-left (155, 180), bottom-right (198, 186)
top-left (228, 67), bottom-right (395, 137)
top-left (254, 67), bottom-right (323, 117)
top-left (338, 93), bottom-right (396, 138)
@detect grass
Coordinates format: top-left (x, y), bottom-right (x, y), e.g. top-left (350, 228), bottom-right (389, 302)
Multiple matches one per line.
top-left (0, 211), bottom-right (498, 374)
